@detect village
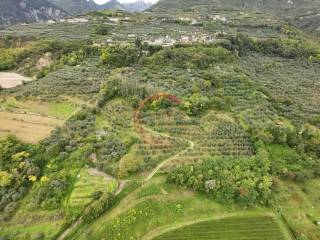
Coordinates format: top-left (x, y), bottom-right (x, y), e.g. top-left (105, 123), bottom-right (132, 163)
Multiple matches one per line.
top-left (27, 12), bottom-right (231, 47)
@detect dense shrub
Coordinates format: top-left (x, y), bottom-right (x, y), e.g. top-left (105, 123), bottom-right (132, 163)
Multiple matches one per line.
top-left (0, 137), bottom-right (41, 213)
top-left (0, 38), bottom-right (94, 77)
top-left (23, 107), bottom-right (98, 211)
top-left (141, 42), bottom-right (163, 55)
top-left (145, 45), bottom-right (235, 69)
top-left (93, 25), bottom-right (111, 36)
top-left (256, 39), bottom-right (318, 59)
top-left (94, 136), bottom-right (128, 174)
top-left (181, 93), bottom-right (211, 116)
top-left (82, 193), bottom-right (114, 223)
top-left (168, 149), bottom-right (272, 206)
top-left (225, 34), bottom-right (320, 59)
top-left (35, 173), bottom-right (69, 210)
top-left (0, 48), bottom-right (23, 70)
top-left (301, 124), bottom-right (320, 158)
top-left (97, 78), bottom-right (120, 108)
top-left (225, 34), bottom-right (256, 56)
top-left (100, 45), bottom-right (140, 67)
top-left (59, 49), bottom-right (86, 66)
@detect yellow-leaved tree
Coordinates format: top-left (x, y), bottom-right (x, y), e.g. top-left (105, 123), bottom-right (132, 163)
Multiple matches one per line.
top-left (0, 171), bottom-right (12, 187)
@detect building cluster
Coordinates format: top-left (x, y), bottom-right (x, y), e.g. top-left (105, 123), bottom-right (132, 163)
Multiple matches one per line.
top-left (44, 16), bottom-right (132, 25)
top-left (143, 31), bottom-right (227, 47)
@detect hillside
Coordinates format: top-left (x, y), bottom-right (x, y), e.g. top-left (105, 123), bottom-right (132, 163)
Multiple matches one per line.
top-left (48, 0), bottom-right (153, 16)
top-left (0, 1), bottom-right (320, 240)
top-left (50, 0), bottom-right (126, 15)
top-left (0, 0), bottom-right (154, 25)
top-left (152, 0), bottom-right (320, 14)
top-left (151, 0), bottom-right (320, 35)
top-left (0, 0), bottom-right (67, 25)
top-left (49, 0), bottom-right (98, 15)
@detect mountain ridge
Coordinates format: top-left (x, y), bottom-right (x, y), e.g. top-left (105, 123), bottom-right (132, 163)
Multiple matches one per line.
top-left (122, 0), bottom-right (152, 12)
top-left (97, 0), bottom-right (125, 12)
top-left (0, 0), bottom-right (153, 25)
top-left (51, 0), bottom-right (153, 15)
top-left (0, 0), bottom-right (67, 25)
top-left (49, 0), bottom-right (98, 15)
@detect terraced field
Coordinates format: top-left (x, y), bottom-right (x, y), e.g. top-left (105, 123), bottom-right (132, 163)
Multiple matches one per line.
top-left (140, 108), bottom-right (254, 168)
top-left (93, 99), bottom-right (189, 178)
top-left (153, 216), bottom-right (289, 240)
top-left (241, 55), bottom-right (320, 122)
top-left (0, 0), bottom-right (319, 239)
top-left (65, 168), bottom-right (117, 209)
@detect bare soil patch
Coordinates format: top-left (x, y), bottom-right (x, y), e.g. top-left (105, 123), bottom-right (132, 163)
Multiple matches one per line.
top-left (0, 111), bottom-right (63, 143)
top-left (0, 72), bottom-right (32, 88)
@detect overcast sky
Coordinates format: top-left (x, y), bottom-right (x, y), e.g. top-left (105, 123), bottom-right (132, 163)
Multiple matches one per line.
top-left (93, 0), bottom-right (159, 4)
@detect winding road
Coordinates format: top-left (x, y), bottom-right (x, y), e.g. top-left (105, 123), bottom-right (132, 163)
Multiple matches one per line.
top-left (56, 116), bottom-right (194, 240)
top-left (57, 169), bottom-right (126, 240)
top-left (145, 137), bottom-right (194, 181)
top-left (57, 124), bottom-right (195, 240)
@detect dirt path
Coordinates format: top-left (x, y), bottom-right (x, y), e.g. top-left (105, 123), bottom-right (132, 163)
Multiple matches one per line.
top-left (87, 168), bottom-right (127, 195)
top-left (115, 181), bottom-right (126, 195)
top-left (143, 126), bottom-right (194, 181)
top-left (57, 168), bottom-right (126, 240)
top-left (56, 125), bottom-right (191, 240)
top-left (145, 139), bottom-right (194, 181)
top-left (57, 219), bottom-right (81, 240)
top-left (87, 168), bottom-right (115, 181)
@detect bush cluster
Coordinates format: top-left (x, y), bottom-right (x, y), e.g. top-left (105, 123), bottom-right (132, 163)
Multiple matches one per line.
top-left (225, 34), bottom-right (320, 59)
top-left (82, 193), bottom-right (114, 223)
top-left (144, 45), bottom-right (235, 69)
top-left (168, 149), bottom-right (272, 206)
top-left (0, 137), bottom-right (41, 218)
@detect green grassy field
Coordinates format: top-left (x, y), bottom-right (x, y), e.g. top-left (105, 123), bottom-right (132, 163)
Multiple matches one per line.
top-left (66, 177), bottom-right (292, 240)
top-left (273, 179), bottom-right (320, 240)
top-left (153, 216), bottom-right (288, 240)
top-left (0, 97), bottom-right (78, 143)
top-left (0, 97), bottom-right (77, 119)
